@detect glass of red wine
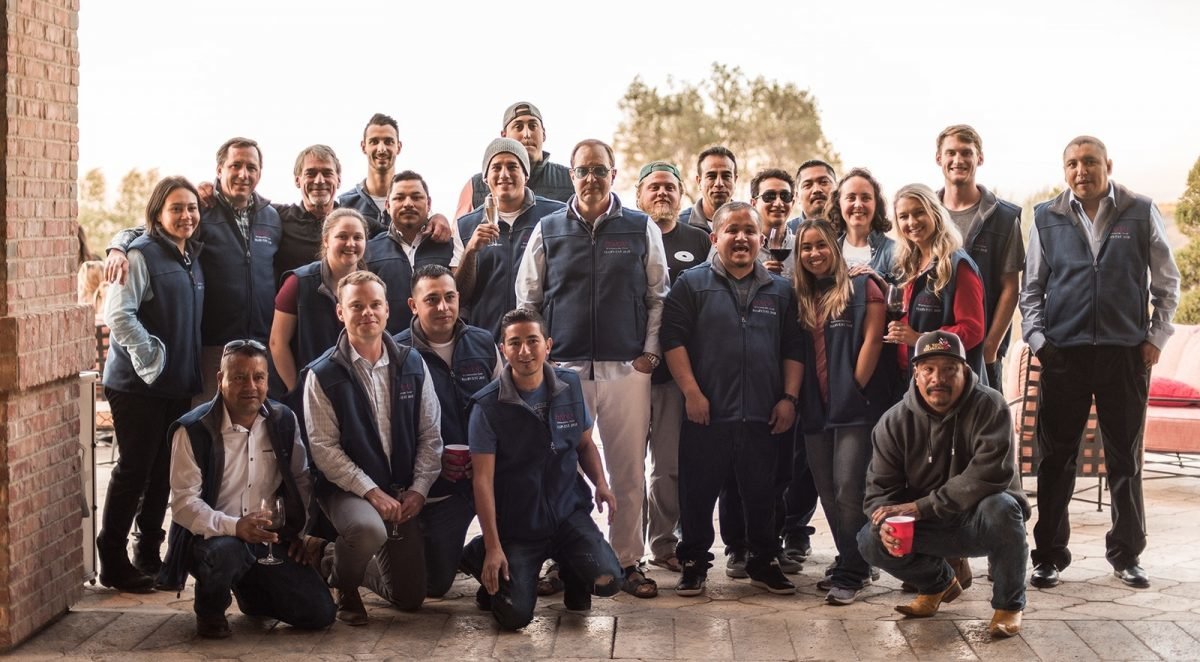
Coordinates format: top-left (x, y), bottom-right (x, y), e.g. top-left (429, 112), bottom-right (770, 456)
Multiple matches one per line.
top-left (257, 496), bottom-right (285, 566)
top-left (766, 227), bottom-right (792, 262)
top-left (885, 284), bottom-right (906, 343)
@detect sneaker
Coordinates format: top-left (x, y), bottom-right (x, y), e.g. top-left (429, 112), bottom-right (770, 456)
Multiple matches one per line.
top-left (195, 613), bottom-right (232, 639)
top-left (817, 575), bottom-right (870, 592)
top-left (782, 536), bottom-right (812, 563)
top-left (776, 552), bottom-right (803, 575)
top-left (826, 585), bottom-right (861, 606)
top-left (725, 549), bottom-right (748, 579)
top-left (749, 564), bottom-right (796, 595)
top-left (676, 561), bottom-right (707, 597)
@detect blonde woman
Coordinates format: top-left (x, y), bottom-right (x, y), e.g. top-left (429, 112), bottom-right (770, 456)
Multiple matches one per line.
top-left (885, 184), bottom-right (986, 379)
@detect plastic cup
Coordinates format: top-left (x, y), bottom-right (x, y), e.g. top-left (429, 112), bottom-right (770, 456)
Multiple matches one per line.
top-left (444, 444), bottom-right (470, 458)
top-left (885, 515), bottom-right (916, 555)
top-left (443, 444), bottom-right (470, 481)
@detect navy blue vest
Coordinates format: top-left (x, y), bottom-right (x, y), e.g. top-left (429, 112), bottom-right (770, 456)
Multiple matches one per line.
top-left (103, 234), bottom-right (205, 399)
top-left (286, 262), bottom-right (343, 377)
top-left (799, 274), bottom-right (897, 433)
top-left (906, 250), bottom-right (985, 377)
top-left (1034, 192), bottom-right (1153, 348)
top-left (309, 336), bottom-right (427, 495)
top-left (457, 197), bottom-right (565, 340)
top-left (539, 202), bottom-right (651, 362)
top-left (395, 322), bottom-right (497, 498)
top-left (963, 200), bottom-right (1021, 359)
top-left (198, 192), bottom-right (280, 345)
top-left (469, 367), bottom-right (593, 542)
top-left (366, 230), bottom-right (455, 335)
top-left (158, 398), bottom-right (305, 590)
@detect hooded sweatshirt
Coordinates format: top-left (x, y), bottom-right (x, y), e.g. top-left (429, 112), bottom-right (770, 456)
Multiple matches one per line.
top-left (863, 369), bottom-right (1029, 522)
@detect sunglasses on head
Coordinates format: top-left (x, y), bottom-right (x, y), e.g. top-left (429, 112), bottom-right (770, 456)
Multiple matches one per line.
top-left (222, 339), bottom-right (267, 356)
top-left (757, 190), bottom-right (794, 204)
top-left (571, 165), bottom-right (611, 179)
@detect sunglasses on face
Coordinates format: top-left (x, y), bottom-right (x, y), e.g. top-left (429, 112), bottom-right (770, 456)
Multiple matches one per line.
top-left (571, 165), bottom-right (612, 179)
top-left (757, 190), bottom-right (794, 204)
top-left (222, 339), bottom-right (267, 355)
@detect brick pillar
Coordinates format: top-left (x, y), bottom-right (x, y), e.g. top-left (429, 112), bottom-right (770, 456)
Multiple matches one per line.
top-left (0, 0), bottom-right (93, 649)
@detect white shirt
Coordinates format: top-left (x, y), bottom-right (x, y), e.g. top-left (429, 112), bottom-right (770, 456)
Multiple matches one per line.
top-left (841, 240), bottom-right (873, 267)
top-left (395, 228), bottom-right (465, 269)
top-left (169, 407), bottom-right (312, 539)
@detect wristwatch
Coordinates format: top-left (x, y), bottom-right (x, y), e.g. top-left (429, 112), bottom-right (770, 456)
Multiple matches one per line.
top-left (782, 393), bottom-right (799, 407)
top-left (641, 353), bottom-right (661, 369)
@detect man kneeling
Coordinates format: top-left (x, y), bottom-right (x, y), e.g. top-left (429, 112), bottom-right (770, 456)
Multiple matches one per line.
top-left (161, 339), bottom-right (335, 638)
top-left (463, 308), bottom-right (622, 630)
top-left (857, 331), bottom-right (1029, 638)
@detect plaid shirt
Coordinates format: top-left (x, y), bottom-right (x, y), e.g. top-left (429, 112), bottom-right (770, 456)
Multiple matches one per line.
top-left (215, 188), bottom-right (252, 242)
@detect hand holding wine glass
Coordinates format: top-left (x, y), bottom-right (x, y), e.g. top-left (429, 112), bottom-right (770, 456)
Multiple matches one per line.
top-left (884, 284), bottom-right (906, 343)
top-left (256, 495), bottom-right (285, 566)
top-left (482, 197), bottom-right (502, 247)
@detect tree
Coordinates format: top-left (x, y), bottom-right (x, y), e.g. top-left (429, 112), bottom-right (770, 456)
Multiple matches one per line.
top-left (1174, 156), bottom-right (1200, 323)
top-left (76, 167), bottom-right (159, 257)
top-left (613, 63), bottom-right (841, 203)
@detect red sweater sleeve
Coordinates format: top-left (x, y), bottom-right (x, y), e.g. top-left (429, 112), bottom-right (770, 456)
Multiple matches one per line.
top-left (945, 261), bottom-right (985, 350)
top-left (274, 274), bottom-right (300, 314)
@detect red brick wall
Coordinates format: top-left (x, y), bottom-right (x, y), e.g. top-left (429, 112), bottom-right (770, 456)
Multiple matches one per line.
top-left (0, 0), bottom-right (90, 649)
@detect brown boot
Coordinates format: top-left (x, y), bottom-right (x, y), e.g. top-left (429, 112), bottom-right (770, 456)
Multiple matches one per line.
top-left (948, 557), bottom-right (973, 589)
top-left (987, 609), bottom-right (1022, 638)
top-left (335, 588), bottom-right (368, 626)
top-left (894, 577), bottom-right (963, 618)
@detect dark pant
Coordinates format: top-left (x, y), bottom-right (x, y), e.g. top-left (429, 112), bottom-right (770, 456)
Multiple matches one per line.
top-left (985, 358), bottom-right (1004, 393)
top-left (718, 427), bottom-right (794, 553)
top-left (677, 421), bottom-right (780, 573)
top-left (461, 508), bottom-right (621, 631)
top-left (1032, 345), bottom-right (1148, 570)
top-left (807, 425), bottom-right (873, 588)
top-left (858, 492), bottom-right (1028, 611)
top-left (782, 429), bottom-right (819, 545)
top-left (98, 389), bottom-right (191, 560)
top-left (421, 492), bottom-right (475, 597)
top-left (191, 536), bottom-right (335, 629)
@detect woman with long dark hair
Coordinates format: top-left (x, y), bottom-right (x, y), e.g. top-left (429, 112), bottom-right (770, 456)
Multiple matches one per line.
top-left (825, 167), bottom-right (896, 282)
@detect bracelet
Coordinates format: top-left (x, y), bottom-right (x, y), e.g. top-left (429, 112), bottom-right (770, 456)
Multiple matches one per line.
top-left (640, 353), bottom-right (661, 369)
top-left (782, 393), bottom-right (799, 406)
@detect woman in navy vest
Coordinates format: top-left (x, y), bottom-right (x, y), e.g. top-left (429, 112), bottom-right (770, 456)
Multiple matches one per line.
top-left (100, 176), bottom-right (205, 592)
top-left (885, 184), bottom-right (987, 380)
top-left (270, 208), bottom-right (369, 395)
top-left (825, 168), bottom-right (897, 284)
top-left (792, 219), bottom-right (891, 605)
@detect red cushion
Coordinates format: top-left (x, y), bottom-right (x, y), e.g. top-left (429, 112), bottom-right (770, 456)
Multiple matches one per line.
top-left (1149, 377), bottom-right (1200, 407)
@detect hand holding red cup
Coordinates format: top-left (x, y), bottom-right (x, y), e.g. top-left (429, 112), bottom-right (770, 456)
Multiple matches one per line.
top-left (441, 444), bottom-right (472, 481)
top-left (884, 515), bottom-right (915, 556)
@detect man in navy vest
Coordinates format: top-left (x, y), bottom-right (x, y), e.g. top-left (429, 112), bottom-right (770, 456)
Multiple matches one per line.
top-left (457, 138), bottom-right (566, 340)
top-left (303, 271), bottom-right (443, 624)
top-left (516, 138), bottom-right (670, 598)
top-left (338, 113), bottom-right (402, 234)
top-left (394, 264), bottom-right (502, 597)
top-left (462, 308), bottom-right (622, 630)
top-left (787, 159), bottom-right (838, 234)
top-left (454, 101), bottom-right (574, 219)
top-left (1020, 136), bottom-right (1180, 590)
top-left (679, 145), bottom-right (738, 231)
top-left (662, 202), bottom-right (804, 597)
top-left (368, 171), bottom-right (464, 335)
top-left (935, 125), bottom-right (1024, 390)
top-left (162, 340), bottom-right (335, 639)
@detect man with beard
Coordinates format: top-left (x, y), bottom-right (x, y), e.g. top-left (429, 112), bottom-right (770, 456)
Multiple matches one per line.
top-left (680, 146), bottom-right (738, 231)
top-left (457, 138), bottom-right (566, 339)
top-left (516, 139), bottom-right (670, 598)
top-left (368, 171), bottom-right (464, 334)
top-left (455, 101), bottom-right (574, 218)
top-left (339, 113), bottom-right (403, 235)
top-left (634, 161), bottom-right (710, 572)
top-left (787, 159), bottom-right (837, 233)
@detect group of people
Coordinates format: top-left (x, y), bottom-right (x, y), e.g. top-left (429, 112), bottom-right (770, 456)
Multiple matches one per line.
top-left (94, 100), bottom-right (1181, 644)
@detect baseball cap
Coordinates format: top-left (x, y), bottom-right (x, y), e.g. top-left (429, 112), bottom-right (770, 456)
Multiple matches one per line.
top-left (912, 330), bottom-right (967, 364)
top-left (502, 101), bottom-right (543, 130)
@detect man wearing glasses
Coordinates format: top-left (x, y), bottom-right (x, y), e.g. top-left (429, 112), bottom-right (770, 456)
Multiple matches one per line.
top-left (303, 271), bottom-right (443, 625)
top-left (516, 139), bottom-right (670, 598)
top-left (160, 339), bottom-right (335, 639)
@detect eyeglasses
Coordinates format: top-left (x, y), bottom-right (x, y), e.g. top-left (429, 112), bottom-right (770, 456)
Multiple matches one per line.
top-left (222, 339), bottom-right (267, 356)
top-left (756, 190), bottom-right (794, 204)
top-left (571, 165), bottom-right (612, 179)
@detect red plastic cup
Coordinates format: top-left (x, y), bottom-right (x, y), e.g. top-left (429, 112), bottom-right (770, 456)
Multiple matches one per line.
top-left (443, 444), bottom-right (470, 481)
top-left (885, 515), bottom-right (915, 556)
top-left (444, 444), bottom-right (470, 458)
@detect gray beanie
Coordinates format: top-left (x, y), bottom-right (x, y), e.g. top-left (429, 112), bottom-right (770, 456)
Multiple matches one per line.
top-left (482, 137), bottom-right (530, 179)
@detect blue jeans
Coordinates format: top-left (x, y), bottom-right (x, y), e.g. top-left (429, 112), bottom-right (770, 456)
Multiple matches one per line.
top-left (806, 425), bottom-right (873, 588)
top-left (461, 508), bottom-right (621, 631)
top-left (191, 536), bottom-right (335, 629)
top-left (421, 492), bottom-right (475, 597)
top-left (858, 492), bottom-right (1029, 611)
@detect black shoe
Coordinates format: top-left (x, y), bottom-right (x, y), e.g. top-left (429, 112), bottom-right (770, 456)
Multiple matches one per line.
top-left (749, 564), bottom-right (795, 595)
top-left (817, 575), bottom-right (870, 592)
top-left (1114, 564), bottom-right (1150, 588)
top-left (782, 536), bottom-right (812, 563)
top-left (475, 585), bottom-right (492, 611)
top-left (98, 558), bottom-right (155, 594)
top-left (196, 613), bottom-right (232, 639)
top-left (725, 549), bottom-right (748, 579)
top-left (132, 548), bottom-right (162, 577)
top-left (676, 561), bottom-right (707, 597)
top-left (1030, 563), bottom-right (1060, 588)
top-left (563, 588), bottom-right (592, 611)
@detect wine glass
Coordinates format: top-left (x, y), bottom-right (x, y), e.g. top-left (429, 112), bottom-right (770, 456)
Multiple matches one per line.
top-left (885, 284), bottom-right (906, 343)
top-left (766, 227), bottom-right (792, 263)
top-left (257, 495), bottom-right (285, 566)
top-left (483, 197), bottom-right (502, 247)
top-left (387, 485), bottom-right (406, 541)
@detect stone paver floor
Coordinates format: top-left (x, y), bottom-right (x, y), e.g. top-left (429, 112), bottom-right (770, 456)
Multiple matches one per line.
top-left (13, 458), bottom-right (1200, 660)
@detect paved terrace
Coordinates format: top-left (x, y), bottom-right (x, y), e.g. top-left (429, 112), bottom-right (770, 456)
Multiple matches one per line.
top-left (11, 459), bottom-right (1200, 660)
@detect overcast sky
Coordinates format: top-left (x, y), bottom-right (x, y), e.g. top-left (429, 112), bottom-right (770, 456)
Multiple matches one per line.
top-left (79, 0), bottom-right (1200, 215)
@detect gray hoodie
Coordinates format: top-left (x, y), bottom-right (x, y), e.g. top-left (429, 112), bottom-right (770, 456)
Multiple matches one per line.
top-left (864, 370), bottom-right (1030, 522)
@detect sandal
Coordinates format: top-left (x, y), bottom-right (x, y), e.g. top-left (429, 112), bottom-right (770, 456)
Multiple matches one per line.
top-left (647, 555), bottom-right (682, 572)
top-left (537, 563), bottom-right (564, 596)
top-left (621, 566), bottom-right (659, 598)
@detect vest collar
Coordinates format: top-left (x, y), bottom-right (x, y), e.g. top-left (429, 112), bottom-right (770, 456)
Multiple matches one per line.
top-left (496, 362), bottom-right (570, 408)
top-left (408, 318), bottom-right (468, 352)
